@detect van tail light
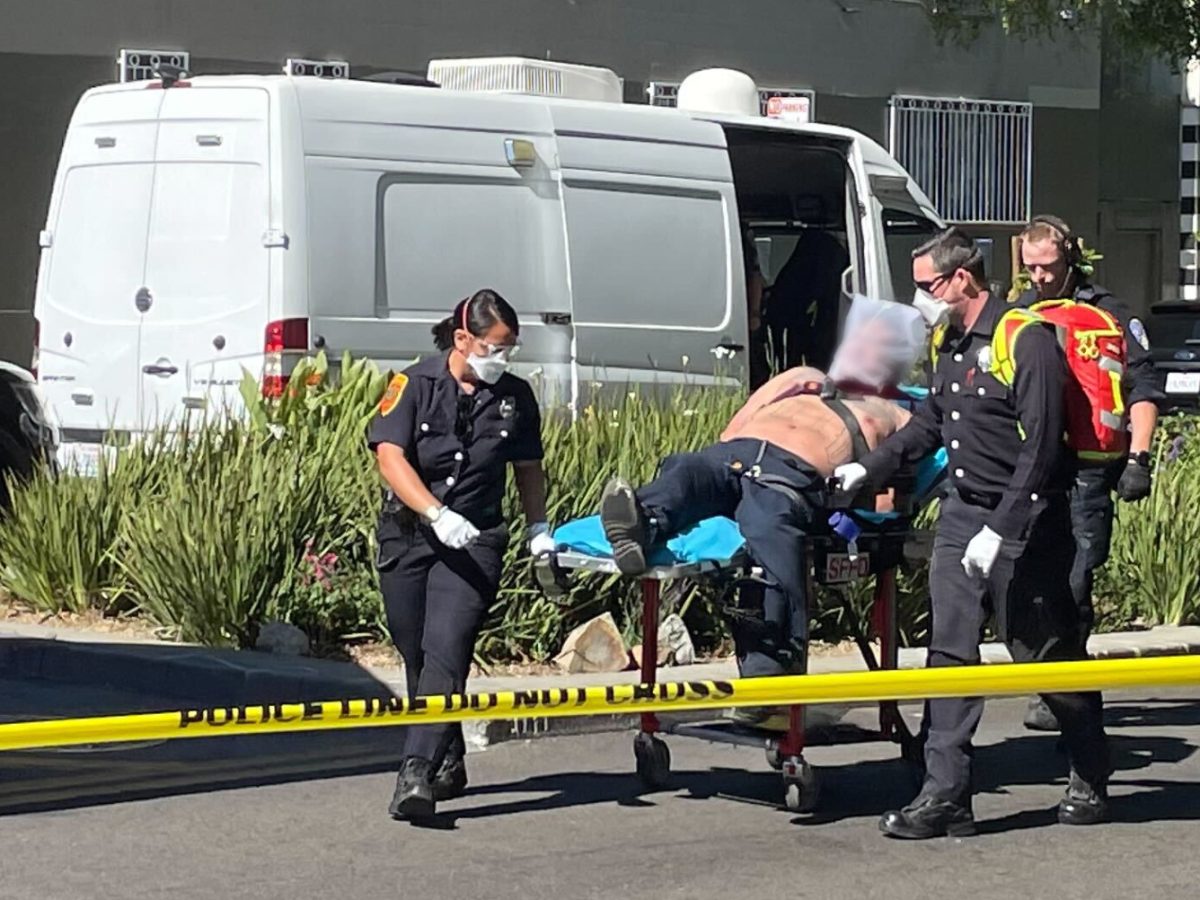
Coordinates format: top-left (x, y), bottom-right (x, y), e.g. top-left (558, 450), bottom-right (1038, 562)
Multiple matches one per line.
top-left (262, 318), bottom-right (309, 398)
top-left (30, 318), bottom-right (40, 381)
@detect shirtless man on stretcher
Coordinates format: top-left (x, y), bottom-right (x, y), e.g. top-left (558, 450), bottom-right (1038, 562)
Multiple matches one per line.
top-left (600, 297), bottom-right (927, 688)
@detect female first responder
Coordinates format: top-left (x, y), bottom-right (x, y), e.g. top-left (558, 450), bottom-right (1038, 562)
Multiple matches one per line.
top-left (367, 289), bottom-right (553, 821)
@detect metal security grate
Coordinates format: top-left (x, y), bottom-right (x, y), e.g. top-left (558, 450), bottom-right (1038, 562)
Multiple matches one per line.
top-left (649, 82), bottom-right (815, 121)
top-left (118, 49), bottom-right (189, 83)
top-left (889, 95), bottom-right (1032, 225)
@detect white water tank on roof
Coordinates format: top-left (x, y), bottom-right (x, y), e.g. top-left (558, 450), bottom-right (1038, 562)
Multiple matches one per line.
top-left (676, 68), bottom-right (760, 117)
top-left (426, 57), bottom-right (623, 103)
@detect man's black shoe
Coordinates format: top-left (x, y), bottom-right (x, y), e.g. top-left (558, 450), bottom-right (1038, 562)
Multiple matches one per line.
top-left (879, 793), bottom-right (976, 839)
top-left (600, 478), bottom-right (650, 576)
top-left (388, 758), bottom-right (436, 821)
top-left (1058, 770), bottom-right (1109, 826)
top-left (1024, 697), bottom-right (1061, 732)
top-left (433, 756), bottom-right (468, 802)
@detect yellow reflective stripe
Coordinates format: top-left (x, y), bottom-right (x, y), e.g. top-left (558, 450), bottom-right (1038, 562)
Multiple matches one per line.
top-left (991, 309), bottom-right (1043, 388)
top-left (1078, 450), bottom-right (1124, 462)
top-left (1109, 370), bottom-right (1126, 416)
top-left (1016, 421), bottom-right (1026, 441)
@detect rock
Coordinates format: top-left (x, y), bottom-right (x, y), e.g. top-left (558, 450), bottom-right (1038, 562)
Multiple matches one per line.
top-left (255, 621), bottom-right (310, 657)
top-left (554, 613), bottom-right (628, 674)
top-left (659, 613), bottom-right (695, 666)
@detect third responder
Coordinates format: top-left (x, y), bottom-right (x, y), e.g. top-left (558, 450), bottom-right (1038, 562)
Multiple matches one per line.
top-left (836, 227), bottom-right (1111, 839)
top-left (1017, 215), bottom-right (1162, 732)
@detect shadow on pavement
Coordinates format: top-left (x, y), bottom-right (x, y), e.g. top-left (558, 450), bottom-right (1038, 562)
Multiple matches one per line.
top-left (0, 635), bottom-right (402, 815)
top-left (420, 700), bottom-right (1200, 834)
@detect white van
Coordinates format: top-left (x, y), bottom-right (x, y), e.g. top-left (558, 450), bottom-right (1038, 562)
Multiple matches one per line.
top-left (33, 60), bottom-right (940, 463)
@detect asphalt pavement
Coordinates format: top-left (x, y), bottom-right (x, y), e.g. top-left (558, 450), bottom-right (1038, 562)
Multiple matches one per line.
top-left (1, 689), bottom-right (1197, 900)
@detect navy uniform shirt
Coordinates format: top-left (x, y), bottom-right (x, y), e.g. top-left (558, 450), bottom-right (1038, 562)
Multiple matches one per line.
top-left (367, 354), bottom-right (544, 530)
top-left (1018, 283), bottom-right (1163, 406)
top-left (860, 293), bottom-right (1073, 540)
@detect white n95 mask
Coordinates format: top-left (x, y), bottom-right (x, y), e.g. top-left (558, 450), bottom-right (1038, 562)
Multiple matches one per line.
top-left (466, 353), bottom-right (509, 384)
top-left (912, 288), bottom-right (950, 329)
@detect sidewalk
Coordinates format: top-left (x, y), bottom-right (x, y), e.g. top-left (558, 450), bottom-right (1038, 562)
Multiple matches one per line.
top-left (3, 618), bottom-right (1198, 749)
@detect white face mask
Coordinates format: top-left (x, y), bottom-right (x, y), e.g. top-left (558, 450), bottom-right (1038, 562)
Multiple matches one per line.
top-left (912, 288), bottom-right (950, 329)
top-left (466, 352), bottom-right (509, 384)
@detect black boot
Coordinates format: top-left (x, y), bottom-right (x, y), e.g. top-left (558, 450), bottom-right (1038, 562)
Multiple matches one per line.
top-left (1058, 770), bottom-right (1109, 825)
top-left (1024, 697), bottom-right (1061, 732)
top-left (879, 792), bottom-right (976, 840)
top-left (600, 478), bottom-right (650, 576)
top-left (433, 755), bottom-right (469, 802)
top-left (388, 758), bottom-right (436, 821)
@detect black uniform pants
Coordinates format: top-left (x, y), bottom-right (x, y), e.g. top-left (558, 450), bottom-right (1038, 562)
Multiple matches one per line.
top-left (377, 524), bottom-right (508, 765)
top-left (1069, 466), bottom-right (1117, 643)
top-left (636, 439), bottom-right (821, 677)
top-left (922, 493), bottom-right (1109, 804)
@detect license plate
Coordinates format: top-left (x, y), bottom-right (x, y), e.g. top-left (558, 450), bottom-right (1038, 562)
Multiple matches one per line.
top-left (824, 552), bottom-right (871, 584)
top-left (1166, 371), bottom-right (1200, 394)
top-left (58, 442), bottom-right (109, 477)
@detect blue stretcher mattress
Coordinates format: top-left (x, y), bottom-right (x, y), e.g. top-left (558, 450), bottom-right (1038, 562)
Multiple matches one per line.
top-left (553, 386), bottom-right (946, 567)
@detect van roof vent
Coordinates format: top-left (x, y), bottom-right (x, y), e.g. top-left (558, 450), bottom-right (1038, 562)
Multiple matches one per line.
top-left (677, 69), bottom-right (761, 118)
top-left (426, 57), bottom-right (622, 103)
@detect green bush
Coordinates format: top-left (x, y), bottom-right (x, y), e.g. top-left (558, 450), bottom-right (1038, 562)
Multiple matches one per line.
top-left (1096, 419), bottom-right (1200, 629)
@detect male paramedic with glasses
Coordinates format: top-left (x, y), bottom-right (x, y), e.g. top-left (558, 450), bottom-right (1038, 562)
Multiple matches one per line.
top-left (837, 227), bottom-right (1111, 839)
top-left (1017, 215), bottom-right (1162, 733)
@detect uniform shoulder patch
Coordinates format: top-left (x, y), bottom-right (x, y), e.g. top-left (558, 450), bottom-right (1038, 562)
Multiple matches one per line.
top-left (1128, 317), bottom-right (1151, 351)
top-left (379, 374), bottom-right (409, 417)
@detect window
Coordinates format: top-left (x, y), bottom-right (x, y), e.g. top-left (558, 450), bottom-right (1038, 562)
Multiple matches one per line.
top-left (882, 208), bottom-right (939, 302)
top-left (380, 178), bottom-right (554, 312)
top-left (563, 184), bottom-right (729, 328)
top-left (649, 82), bottom-right (816, 122)
top-left (889, 95), bottom-right (1032, 225)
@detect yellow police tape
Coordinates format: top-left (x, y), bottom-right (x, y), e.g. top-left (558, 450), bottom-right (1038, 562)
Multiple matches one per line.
top-left (0, 655), bottom-right (1196, 753)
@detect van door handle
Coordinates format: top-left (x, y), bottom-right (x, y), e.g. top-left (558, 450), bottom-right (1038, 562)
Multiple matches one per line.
top-left (711, 341), bottom-right (744, 359)
top-left (142, 364), bottom-right (179, 377)
top-left (541, 312), bottom-right (572, 326)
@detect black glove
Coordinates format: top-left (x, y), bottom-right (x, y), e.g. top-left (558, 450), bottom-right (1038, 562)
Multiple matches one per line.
top-left (1116, 454), bottom-right (1152, 502)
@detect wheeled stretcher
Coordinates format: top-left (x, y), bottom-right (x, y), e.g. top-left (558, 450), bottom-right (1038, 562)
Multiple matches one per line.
top-left (544, 446), bottom-right (947, 813)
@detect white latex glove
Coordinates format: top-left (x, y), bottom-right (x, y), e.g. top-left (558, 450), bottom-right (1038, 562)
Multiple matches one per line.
top-left (961, 526), bottom-right (1003, 579)
top-left (431, 507), bottom-right (480, 550)
top-left (528, 522), bottom-right (557, 558)
top-left (833, 462), bottom-right (868, 493)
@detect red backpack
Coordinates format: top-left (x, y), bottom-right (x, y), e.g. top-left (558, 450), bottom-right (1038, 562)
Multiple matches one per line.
top-left (991, 299), bottom-right (1128, 463)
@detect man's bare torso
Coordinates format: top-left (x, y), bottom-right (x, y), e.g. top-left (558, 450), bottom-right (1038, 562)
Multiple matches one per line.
top-left (720, 367), bottom-right (911, 477)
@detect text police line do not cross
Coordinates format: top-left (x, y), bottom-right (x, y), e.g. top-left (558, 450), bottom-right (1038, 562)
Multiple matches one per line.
top-left (0, 657), bottom-right (1197, 753)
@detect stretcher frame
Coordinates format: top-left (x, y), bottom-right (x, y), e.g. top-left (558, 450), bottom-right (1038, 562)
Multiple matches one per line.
top-left (555, 522), bottom-right (928, 812)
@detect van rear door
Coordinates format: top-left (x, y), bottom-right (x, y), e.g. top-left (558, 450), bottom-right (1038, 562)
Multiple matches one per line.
top-left (37, 89), bottom-right (164, 440)
top-left (137, 87), bottom-right (272, 424)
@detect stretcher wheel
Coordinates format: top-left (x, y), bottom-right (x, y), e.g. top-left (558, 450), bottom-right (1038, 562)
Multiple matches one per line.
top-left (781, 757), bottom-right (819, 813)
top-left (765, 746), bottom-right (784, 771)
top-left (634, 732), bottom-right (671, 790)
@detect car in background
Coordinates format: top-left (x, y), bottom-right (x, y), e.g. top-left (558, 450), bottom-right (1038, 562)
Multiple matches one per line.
top-left (1146, 300), bottom-right (1200, 413)
top-left (0, 362), bottom-right (59, 510)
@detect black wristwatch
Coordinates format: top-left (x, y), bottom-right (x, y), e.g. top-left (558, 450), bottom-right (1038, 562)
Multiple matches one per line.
top-left (1129, 451), bottom-right (1151, 468)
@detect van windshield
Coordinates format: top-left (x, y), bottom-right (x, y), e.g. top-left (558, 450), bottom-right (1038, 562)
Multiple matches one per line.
top-left (1147, 305), bottom-right (1200, 347)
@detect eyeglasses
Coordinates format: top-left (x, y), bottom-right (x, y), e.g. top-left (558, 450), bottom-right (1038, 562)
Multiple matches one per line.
top-left (913, 273), bottom-right (950, 294)
top-left (476, 340), bottom-right (519, 360)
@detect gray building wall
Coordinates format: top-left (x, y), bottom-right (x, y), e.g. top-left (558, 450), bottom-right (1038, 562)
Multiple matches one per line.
top-left (0, 0), bottom-right (1179, 364)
